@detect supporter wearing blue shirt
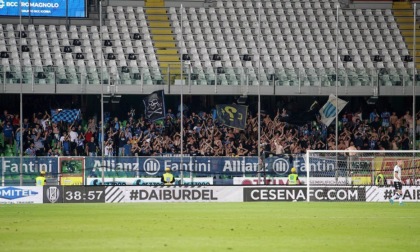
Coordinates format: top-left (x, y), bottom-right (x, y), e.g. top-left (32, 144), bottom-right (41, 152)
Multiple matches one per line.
top-left (3, 121), bottom-right (14, 145)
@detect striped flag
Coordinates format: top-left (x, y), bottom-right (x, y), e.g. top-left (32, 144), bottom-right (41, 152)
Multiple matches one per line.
top-left (319, 94), bottom-right (348, 126)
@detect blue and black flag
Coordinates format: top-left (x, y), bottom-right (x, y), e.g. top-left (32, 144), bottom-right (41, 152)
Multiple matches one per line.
top-left (216, 104), bottom-right (247, 129)
top-left (51, 109), bottom-right (81, 123)
top-left (143, 90), bottom-right (166, 122)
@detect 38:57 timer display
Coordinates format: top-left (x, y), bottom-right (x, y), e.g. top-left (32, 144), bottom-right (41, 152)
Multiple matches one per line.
top-left (64, 186), bottom-right (105, 203)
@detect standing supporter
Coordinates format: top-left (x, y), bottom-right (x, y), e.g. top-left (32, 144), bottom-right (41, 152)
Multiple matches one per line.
top-left (117, 131), bottom-right (126, 156)
top-left (60, 131), bottom-right (71, 156)
top-left (86, 137), bottom-right (98, 156)
top-left (381, 109), bottom-right (391, 128)
top-left (3, 120), bottom-right (14, 145)
top-left (25, 143), bottom-right (37, 156)
top-left (12, 114), bottom-right (20, 131)
top-left (69, 126), bottom-right (78, 155)
top-left (76, 134), bottom-right (85, 156)
top-left (390, 112), bottom-right (398, 127)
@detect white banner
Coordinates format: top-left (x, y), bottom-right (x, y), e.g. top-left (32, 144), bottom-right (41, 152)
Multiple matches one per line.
top-left (0, 186), bottom-right (43, 204)
top-left (319, 94), bottom-right (348, 126)
top-left (366, 186), bottom-right (420, 202)
top-left (87, 177), bottom-right (213, 186)
top-left (233, 177), bottom-right (351, 185)
top-left (105, 186), bottom-right (242, 203)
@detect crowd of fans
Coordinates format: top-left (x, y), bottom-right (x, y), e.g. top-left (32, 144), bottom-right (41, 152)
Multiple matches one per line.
top-left (0, 105), bottom-right (418, 157)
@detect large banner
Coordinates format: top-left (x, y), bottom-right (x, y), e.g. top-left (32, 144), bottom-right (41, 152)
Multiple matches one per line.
top-left (0, 0), bottom-right (86, 17)
top-left (1, 157), bottom-right (59, 186)
top-left (215, 104), bottom-right (247, 129)
top-left (2, 156), bottom-right (420, 186)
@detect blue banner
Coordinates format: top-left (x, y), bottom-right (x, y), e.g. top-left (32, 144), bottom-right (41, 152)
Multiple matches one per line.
top-left (1, 157), bottom-right (59, 185)
top-left (0, 155), bottom-right (345, 186)
top-left (0, 0), bottom-right (86, 17)
top-left (83, 155), bottom-right (343, 178)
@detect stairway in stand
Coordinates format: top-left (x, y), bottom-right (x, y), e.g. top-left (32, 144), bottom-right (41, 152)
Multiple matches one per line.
top-left (393, 1), bottom-right (420, 68)
top-left (145, 0), bottom-right (181, 84)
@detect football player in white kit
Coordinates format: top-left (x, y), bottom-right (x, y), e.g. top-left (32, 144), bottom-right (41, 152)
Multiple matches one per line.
top-left (389, 160), bottom-right (404, 205)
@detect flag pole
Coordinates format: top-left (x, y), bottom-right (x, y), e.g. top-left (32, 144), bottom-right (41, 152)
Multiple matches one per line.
top-left (100, 1), bottom-right (105, 183)
top-left (413, 3), bottom-right (416, 151)
top-left (257, 6), bottom-right (262, 184)
top-left (19, 0), bottom-right (23, 186)
top-left (335, 4), bottom-right (339, 150)
top-left (180, 4), bottom-right (184, 184)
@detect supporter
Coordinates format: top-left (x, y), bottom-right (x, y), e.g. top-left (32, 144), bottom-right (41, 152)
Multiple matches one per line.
top-left (25, 143), bottom-right (36, 156)
top-left (381, 109), bottom-right (391, 128)
top-left (3, 121), bottom-right (14, 145)
top-left (86, 137), bottom-right (98, 156)
top-left (2, 105), bottom-right (420, 157)
top-left (390, 111), bottom-right (398, 126)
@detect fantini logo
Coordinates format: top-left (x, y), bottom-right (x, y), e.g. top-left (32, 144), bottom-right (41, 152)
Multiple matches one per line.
top-left (0, 187), bottom-right (38, 200)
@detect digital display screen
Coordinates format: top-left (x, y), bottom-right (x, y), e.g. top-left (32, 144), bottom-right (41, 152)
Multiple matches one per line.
top-left (0, 0), bottom-right (86, 17)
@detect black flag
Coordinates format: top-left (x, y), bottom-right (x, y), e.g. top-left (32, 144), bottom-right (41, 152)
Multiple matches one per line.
top-left (143, 90), bottom-right (166, 121)
top-left (216, 104), bottom-right (247, 129)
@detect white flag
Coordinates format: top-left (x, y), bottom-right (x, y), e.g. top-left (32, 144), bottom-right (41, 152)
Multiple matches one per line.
top-left (319, 94), bottom-right (348, 126)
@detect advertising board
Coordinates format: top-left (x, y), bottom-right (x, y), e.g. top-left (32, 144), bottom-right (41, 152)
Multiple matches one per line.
top-left (87, 177), bottom-right (213, 186)
top-left (0, 186), bottom-right (43, 203)
top-left (233, 177), bottom-right (351, 185)
top-left (105, 186), bottom-right (242, 203)
top-left (243, 186), bottom-right (365, 202)
top-left (365, 186), bottom-right (420, 202)
top-left (0, 0), bottom-right (86, 17)
top-left (43, 185), bottom-right (105, 203)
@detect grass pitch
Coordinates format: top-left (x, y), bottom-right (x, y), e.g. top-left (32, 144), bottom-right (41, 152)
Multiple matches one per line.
top-left (1, 202), bottom-right (419, 252)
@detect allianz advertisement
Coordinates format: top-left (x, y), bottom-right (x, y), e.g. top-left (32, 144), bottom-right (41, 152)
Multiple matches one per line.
top-left (0, 0), bottom-right (86, 17)
top-left (1, 155), bottom-right (341, 185)
top-left (83, 155), bottom-right (340, 177)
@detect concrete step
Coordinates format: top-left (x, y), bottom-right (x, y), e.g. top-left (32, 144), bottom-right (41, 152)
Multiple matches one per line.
top-left (148, 21), bottom-right (171, 28)
top-left (149, 29), bottom-right (173, 35)
top-left (156, 49), bottom-right (178, 55)
top-left (152, 35), bottom-right (175, 41)
top-left (393, 2), bottom-right (412, 9)
top-left (154, 42), bottom-right (177, 48)
top-left (157, 55), bottom-right (180, 62)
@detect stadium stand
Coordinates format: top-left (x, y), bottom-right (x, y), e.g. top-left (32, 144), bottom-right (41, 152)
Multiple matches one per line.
top-left (0, 0), bottom-right (418, 89)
